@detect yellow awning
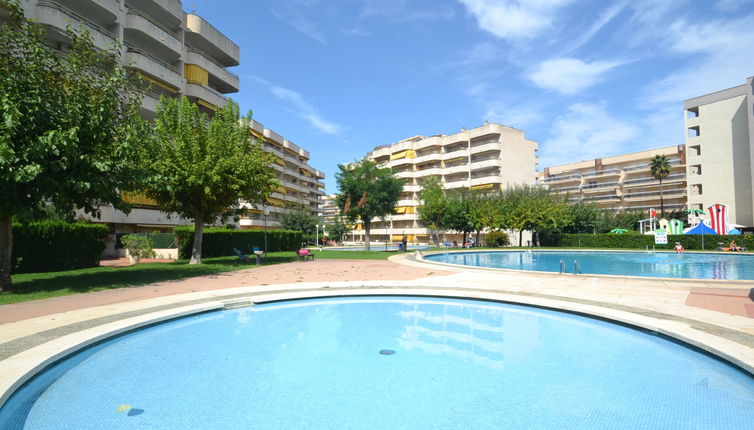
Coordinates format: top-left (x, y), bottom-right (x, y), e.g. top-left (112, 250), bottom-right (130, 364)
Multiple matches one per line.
top-left (276, 186), bottom-right (287, 195)
top-left (300, 169), bottom-right (313, 177)
top-left (196, 98), bottom-right (216, 111)
top-left (471, 183), bottom-right (495, 191)
top-left (415, 159), bottom-right (439, 166)
top-left (122, 192), bottom-right (159, 207)
top-left (390, 150), bottom-right (416, 160)
top-left (272, 156), bottom-right (285, 166)
top-left (137, 72), bottom-right (179, 93)
top-left (266, 197), bottom-right (285, 207)
top-left (445, 156), bottom-right (466, 163)
top-left (247, 209), bottom-right (262, 214)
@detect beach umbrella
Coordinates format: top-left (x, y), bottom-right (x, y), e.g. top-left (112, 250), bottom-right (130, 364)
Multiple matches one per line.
top-left (683, 208), bottom-right (704, 215)
top-left (728, 228), bottom-right (741, 235)
top-left (609, 228), bottom-right (628, 234)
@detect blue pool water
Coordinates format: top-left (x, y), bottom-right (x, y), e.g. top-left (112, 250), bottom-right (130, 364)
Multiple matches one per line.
top-left (323, 245), bottom-right (432, 251)
top-left (2, 297), bottom-right (753, 429)
top-left (425, 250), bottom-right (754, 280)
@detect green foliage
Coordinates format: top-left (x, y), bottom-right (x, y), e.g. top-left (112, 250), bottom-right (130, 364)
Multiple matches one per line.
top-left (417, 176), bottom-right (447, 231)
top-left (120, 234), bottom-right (157, 259)
top-left (280, 206), bottom-right (319, 235)
top-left (595, 210), bottom-right (646, 233)
top-left (562, 202), bottom-right (600, 234)
top-left (326, 216), bottom-right (350, 243)
top-left (335, 159), bottom-right (404, 249)
top-left (0, 2), bottom-right (149, 288)
top-left (444, 190), bottom-right (475, 235)
top-left (650, 154), bottom-right (672, 217)
top-left (147, 97), bottom-right (277, 224)
top-left (174, 227), bottom-right (301, 259)
top-left (542, 233), bottom-right (754, 250)
top-left (484, 230), bottom-right (509, 247)
top-left (12, 221), bottom-right (108, 274)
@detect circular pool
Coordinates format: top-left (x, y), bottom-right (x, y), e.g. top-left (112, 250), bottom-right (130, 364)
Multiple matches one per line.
top-left (424, 250), bottom-right (754, 280)
top-left (1, 297), bottom-right (753, 429)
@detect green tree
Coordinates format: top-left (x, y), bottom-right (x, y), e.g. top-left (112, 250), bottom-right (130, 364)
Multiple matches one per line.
top-left (500, 184), bottom-right (572, 246)
top-left (649, 154), bottom-right (671, 218)
top-left (417, 176), bottom-right (447, 244)
top-left (326, 216), bottom-right (350, 244)
top-left (335, 159), bottom-right (404, 251)
top-left (146, 97), bottom-right (278, 264)
top-left (563, 201), bottom-right (601, 234)
top-left (280, 205), bottom-right (318, 237)
top-left (467, 191), bottom-right (504, 242)
top-left (0, 3), bottom-right (148, 290)
top-left (445, 190), bottom-right (475, 246)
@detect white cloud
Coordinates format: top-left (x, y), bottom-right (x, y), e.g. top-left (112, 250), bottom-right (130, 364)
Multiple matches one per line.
top-left (641, 15), bottom-right (754, 105)
top-left (268, 86), bottom-right (343, 135)
top-left (270, 8), bottom-right (327, 45)
top-left (715, 0), bottom-right (753, 11)
top-left (529, 58), bottom-right (622, 94)
top-left (360, 0), bottom-right (455, 22)
top-left (538, 103), bottom-right (639, 167)
top-left (457, 0), bottom-right (575, 40)
top-left (565, 0), bottom-right (628, 52)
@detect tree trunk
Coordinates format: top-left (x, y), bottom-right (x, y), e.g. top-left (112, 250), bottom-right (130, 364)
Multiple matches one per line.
top-left (519, 230), bottom-right (523, 247)
top-left (0, 215), bottom-right (12, 291)
top-left (364, 218), bottom-right (371, 251)
top-left (190, 216), bottom-right (204, 265)
top-left (475, 230), bottom-right (480, 246)
top-left (462, 231), bottom-right (467, 248)
top-left (659, 178), bottom-right (665, 219)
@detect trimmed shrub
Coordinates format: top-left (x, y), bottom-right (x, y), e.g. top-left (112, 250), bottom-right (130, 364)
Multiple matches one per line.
top-left (174, 227), bottom-right (302, 259)
top-left (12, 221), bottom-right (108, 273)
top-left (541, 232), bottom-right (754, 251)
top-left (485, 230), bottom-right (510, 247)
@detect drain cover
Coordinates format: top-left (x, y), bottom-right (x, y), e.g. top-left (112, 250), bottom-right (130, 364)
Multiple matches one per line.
top-left (379, 349), bottom-right (395, 355)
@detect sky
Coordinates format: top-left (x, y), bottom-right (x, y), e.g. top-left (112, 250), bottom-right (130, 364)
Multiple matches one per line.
top-left (186, 0), bottom-right (754, 193)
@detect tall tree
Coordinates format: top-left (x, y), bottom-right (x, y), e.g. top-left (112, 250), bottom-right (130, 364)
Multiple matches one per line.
top-left (326, 216), bottom-right (350, 244)
top-left (500, 184), bottom-right (572, 246)
top-left (335, 159), bottom-right (403, 251)
top-left (649, 154), bottom-right (671, 218)
top-left (147, 97), bottom-right (278, 264)
top-left (417, 176), bottom-right (447, 244)
top-left (0, 2), bottom-right (148, 290)
top-left (444, 190), bottom-right (475, 246)
top-left (280, 205), bottom-right (318, 237)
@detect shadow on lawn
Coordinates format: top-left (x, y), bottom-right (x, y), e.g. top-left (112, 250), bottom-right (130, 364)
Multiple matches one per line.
top-left (7, 254), bottom-right (299, 296)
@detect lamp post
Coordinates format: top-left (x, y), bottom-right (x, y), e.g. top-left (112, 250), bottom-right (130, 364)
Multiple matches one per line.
top-left (262, 206), bottom-right (269, 255)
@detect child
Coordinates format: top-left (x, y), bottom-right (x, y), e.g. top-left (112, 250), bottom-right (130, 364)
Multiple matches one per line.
top-left (674, 242), bottom-right (684, 254)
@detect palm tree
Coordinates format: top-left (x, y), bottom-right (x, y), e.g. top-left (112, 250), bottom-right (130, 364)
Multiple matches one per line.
top-left (649, 155), bottom-right (671, 218)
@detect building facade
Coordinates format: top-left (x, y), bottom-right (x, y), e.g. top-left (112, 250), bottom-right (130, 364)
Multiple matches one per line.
top-left (539, 145), bottom-right (687, 214)
top-left (684, 77), bottom-right (754, 227)
top-left (361, 123), bottom-right (539, 243)
top-left (240, 119), bottom-right (326, 230)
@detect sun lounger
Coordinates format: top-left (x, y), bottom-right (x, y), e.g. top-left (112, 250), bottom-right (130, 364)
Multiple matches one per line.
top-left (233, 248), bottom-right (250, 262)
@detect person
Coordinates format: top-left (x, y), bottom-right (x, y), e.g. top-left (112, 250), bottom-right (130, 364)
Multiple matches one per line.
top-left (402, 236), bottom-right (408, 252)
top-left (674, 242), bottom-right (684, 254)
top-left (729, 240), bottom-right (741, 252)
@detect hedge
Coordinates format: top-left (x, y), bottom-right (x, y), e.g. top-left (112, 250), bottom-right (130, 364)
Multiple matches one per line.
top-left (174, 227), bottom-right (302, 259)
top-left (12, 221), bottom-right (108, 274)
top-left (540, 232), bottom-right (754, 251)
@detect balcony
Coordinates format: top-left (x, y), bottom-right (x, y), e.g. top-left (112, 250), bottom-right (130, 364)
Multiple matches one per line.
top-left (184, 13), bottom-right (240, 67)
top-left (125, 0), bottom-right (182, 30)
top-left (139, 91), bottom-right (160, 117)
top-left (403, 184), bottom-right (420, 192)
top-left (543, 173), bottom-right (581, 183)
top-left (583, 194), bottom-right (620, 202)
top-left (397, 199), bottom-right (418, 207)
top-left (581, 181), bottom-right (619, 193)
top-left (55, 0), bottom-right (119, 24)
top-left (264, 128), bottom-right (284, 145)
top-left (35, 1), bottom-right (117, 51)
top-left (469, 142), bottom-right (500, 155)
top-left (623, 189), bottom-right (686, 201)
top-left (185, 83), bottom-right (229, 109)
top-left (413, 152), bottom-right (443, 164)
top-left (390, 157), bottom-right (414, 168)
top-left (185, 49), bottom-right (240, 93)
top-left (124, 10), bottom-right (182, 60)
top-left (443, 164), bottom-right (468, 175)
top-left (582, 168), bottom-right (621, 178)
top-left (470, 176), bottom-right (502, 187)
top-left (469, 158), bottom-right (501, 171)
top-left (622, 174), bottom-right (685, 188)
top-left (124, 46), bottom-right (182, 90)
top-left (550, 185), bottom-right (581, 193)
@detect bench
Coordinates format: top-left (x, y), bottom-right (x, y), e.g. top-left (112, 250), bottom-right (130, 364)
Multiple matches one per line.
top-left (296, 248), bottom-right (315, 261)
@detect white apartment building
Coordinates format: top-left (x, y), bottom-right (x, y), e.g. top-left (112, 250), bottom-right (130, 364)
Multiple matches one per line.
top-left (240, 120), bottom-right (326, 230)
top-left (361, 123), bottom-right (539, 243)
top-left (539, 145), bottom-right (687, 214)
top-left (684, 76), bottom-right (754, 227)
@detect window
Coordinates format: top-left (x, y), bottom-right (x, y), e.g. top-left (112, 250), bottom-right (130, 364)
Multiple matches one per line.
top-left (687, 126), bottom-right (700, 138)
top-left (689, 145), bottom-right (701, 156)
top-left (690, 164), bottom-right (702, 175)
top-left (691, 184), bottom-right (703, 196)
top-left (687, 107), bottom-right (699, 118)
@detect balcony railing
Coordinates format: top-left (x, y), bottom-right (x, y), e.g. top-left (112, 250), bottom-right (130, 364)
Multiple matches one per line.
top-left (624, 189), bottom-right (686, 199)
top-left (582, 168), bottom-right (621, 178)
top-left (543, 173), bottom-right (581, 183)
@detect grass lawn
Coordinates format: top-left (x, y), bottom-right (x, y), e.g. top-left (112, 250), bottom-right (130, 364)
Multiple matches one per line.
top-left (0, 250), bottom-right (407, 305)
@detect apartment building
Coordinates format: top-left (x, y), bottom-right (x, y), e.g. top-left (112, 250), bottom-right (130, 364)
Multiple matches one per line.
top-left (539, 145), bottom-right (687, 214)
top-left (684, 76), bottom-right (754, 227)
top-left (360, 123), bottom-right (539, 243)
top-left (239, 120), bottom-right (326, 230)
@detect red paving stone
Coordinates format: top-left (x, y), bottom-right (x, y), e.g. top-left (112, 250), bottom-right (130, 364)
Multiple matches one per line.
top-left (686, 287), bottom-right (754, 318)
top-left (0, 259), bottom-right (453, 324)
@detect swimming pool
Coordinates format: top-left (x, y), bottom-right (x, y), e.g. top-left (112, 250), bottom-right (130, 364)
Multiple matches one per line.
top-left (424, 250), bottom-right (754, 280)
top-left (1, 296), bottom-right (753, 429)
top-left (323, 245), bottom-right (433, 251)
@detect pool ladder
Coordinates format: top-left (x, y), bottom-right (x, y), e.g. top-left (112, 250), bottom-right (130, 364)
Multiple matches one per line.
top-left (560, 259), bottom-right (582, 275)
top-left (645, 245), bottom-right (656, 255)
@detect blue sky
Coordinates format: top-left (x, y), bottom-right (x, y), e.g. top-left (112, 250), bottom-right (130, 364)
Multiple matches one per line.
top-left (187, 0), bottom-right (754, 193)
